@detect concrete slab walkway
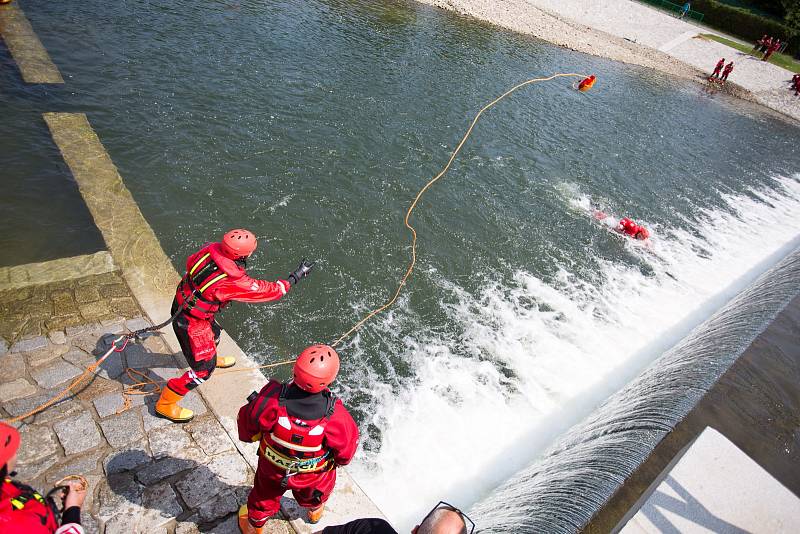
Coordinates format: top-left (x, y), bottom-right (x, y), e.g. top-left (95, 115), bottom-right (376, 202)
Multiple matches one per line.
top-left (619, 427), bottom-right (800, 533)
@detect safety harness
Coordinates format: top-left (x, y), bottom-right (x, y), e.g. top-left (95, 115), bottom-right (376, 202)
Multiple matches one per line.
top-left (249, 383), bottom-right (336, 487)
top-left (4, 479), bottom-right (60, 528)
top-left (176, 252), bottom-right (229, 319)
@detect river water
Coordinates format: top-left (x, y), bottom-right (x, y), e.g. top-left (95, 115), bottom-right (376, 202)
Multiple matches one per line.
top-left (3, 0), bottom-right (800, 530)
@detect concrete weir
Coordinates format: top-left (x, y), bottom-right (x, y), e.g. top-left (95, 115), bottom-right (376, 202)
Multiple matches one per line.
top-left (43, 112), bottom-right (385, 532)
top-left (0, 2), bottom-right (63, 84)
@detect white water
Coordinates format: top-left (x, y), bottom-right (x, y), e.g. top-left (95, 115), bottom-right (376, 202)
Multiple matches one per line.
top-left (346, 175), bottom-right (800, 530)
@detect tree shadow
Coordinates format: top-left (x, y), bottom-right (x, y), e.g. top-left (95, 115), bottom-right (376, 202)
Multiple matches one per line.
top-left (640, 475), bottom-right (750, 534)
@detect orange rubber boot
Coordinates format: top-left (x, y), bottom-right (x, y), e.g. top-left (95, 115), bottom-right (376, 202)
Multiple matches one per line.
top-left (217, 355), bottom-right (236, 368)
top-left (307, 504), bottom-right (325, 524)
top-left (155, 387), bottom-right (194, 423)
top-left (238, 504), bottom-right (263, 534)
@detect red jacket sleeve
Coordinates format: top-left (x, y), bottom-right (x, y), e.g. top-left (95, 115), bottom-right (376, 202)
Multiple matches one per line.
top-left (213, 275), bottom-right (291, 304)
top-left (324, 399), bottom-right (360, 466)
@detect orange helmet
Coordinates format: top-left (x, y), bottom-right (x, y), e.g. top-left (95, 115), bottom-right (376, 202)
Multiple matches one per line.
top-left (221, 229), bottom-right (257, 259)
top-left (0, 422), bottom-right (20, 468)
top-left (293, 345), bottom-right (340, 393)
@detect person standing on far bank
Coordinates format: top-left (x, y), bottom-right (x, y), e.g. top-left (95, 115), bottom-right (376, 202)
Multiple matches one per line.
top-left (155, 229), bottom-right (314, 423)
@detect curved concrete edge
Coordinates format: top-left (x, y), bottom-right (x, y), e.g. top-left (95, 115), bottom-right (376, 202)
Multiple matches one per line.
top-left (0, 251), bottom-right (115, 291)
top-left (44, 112), bottom-right (387, 533)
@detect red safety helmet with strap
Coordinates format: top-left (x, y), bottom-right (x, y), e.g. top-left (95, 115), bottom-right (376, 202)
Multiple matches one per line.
top-left (293, 345), bottom-right (340, 394)
top-left (0, 423), bottom-right (19, 469)
top-left (221, 229), bottom-right (257, 259)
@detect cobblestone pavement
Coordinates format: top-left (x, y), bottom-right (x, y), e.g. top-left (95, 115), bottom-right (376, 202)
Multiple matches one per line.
top-left (0, 273), bottom-right (291, 533)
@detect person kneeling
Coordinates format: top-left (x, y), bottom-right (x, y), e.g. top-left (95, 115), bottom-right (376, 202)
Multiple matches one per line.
top-left (237, 345), bottom-right (359, 533)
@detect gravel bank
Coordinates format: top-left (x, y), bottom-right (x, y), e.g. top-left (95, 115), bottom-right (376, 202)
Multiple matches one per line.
top-left (418, 0), bottom-right (799, 122)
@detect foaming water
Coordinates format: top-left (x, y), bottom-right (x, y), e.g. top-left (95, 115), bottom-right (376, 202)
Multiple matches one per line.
top-left (348, 175), bottom-right (800, 530)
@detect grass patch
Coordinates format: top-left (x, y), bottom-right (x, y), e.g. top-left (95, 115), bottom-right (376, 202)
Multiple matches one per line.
top-left (701, 33), bottom-right (800, 72)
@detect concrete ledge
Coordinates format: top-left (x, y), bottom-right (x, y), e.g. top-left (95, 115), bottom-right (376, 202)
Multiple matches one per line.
top-left (0, 251), bottom-right (116, 291)
top-left (619, 427), bottom-right (800, 533)
top-left (0, 2), bottom-right (63, 84)
top-left (45, 112), bottom-right (385, 532)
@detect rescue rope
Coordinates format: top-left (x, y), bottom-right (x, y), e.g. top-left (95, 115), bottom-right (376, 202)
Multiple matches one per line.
top-left (330, 72), bottom-right (590, 347)
top-left (1, 72), bottom-right (590, 424)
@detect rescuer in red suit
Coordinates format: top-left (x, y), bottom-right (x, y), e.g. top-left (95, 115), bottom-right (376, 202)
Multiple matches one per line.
top-left (236, 345), bottom-right (359, 533)
top-left (155, 229), bottom-right (315, 423)
top-left (617, 217), bottom-right (650, 240)
top-left (0, 423), bottom-right (88, 534)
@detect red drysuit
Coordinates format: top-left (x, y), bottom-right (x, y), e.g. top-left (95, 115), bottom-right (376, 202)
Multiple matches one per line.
top-left (0, 478), bottom-right (79, 534)
top-left (167, 242), bottom-right (291, 395)
top-left (237, 380), bottom-right (359, 526)
top-left (617, 218), bottom-right (649, 240)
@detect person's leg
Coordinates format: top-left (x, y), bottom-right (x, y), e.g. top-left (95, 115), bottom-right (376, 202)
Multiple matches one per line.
top-left (245, 460), bottom-right (286, 528)
top-left (156, 307), bottom-right (217, 421)
top-left (289, 469), bottom-right (337, 522)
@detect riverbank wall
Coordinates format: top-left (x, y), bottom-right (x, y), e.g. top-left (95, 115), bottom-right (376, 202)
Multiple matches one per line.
top-left (1, 2), bottom-right (384, 532)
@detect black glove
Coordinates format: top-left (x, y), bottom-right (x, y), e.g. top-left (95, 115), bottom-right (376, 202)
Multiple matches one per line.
top-left (287, 259), bottom-right (315, 286)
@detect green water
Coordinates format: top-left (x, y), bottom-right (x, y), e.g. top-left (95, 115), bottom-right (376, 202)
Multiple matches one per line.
top-left (3, 0), bottom-right (800, 527)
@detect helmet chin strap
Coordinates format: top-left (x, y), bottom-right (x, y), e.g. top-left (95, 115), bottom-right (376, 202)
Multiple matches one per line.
top-left (235, 257), bottom-right (248, 269)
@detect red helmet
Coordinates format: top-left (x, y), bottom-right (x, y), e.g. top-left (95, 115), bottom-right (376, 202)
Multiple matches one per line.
top-left (221, 229), bottom-right (257, 259)
top-left (293, 345), bottom-right (340, 393)
top-left (0, 422), bottom-right (20, 469)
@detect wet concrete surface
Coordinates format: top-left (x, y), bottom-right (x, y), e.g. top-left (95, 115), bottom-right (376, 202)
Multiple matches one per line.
top-left (586, 293), bottom-right (800, 533)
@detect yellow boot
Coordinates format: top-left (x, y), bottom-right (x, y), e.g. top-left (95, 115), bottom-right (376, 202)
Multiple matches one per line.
top-left (307, 504), bottom-right (324, 524)
top-left (155, 387), bottom-right (194, 423)
top-left (217, 355), bottom-right (236, 368)
top-left (238, 504), bottom-right (263, 534)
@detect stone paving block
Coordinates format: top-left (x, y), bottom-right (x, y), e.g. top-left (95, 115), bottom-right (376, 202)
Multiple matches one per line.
top-left (0, 378), bottom-right (38, 403)
top-left (173, 445), bottom-right (211, 464)
top-left (125, 317), bottom-right (151, 332)
top-left (79, 300), bottom-right (112, 320)
top-left (207, 451), bottom-right (251, 487)
top-left (142, 404), bottom-right (172, 433)
top-left (141, 481), bottom-right (184, 530)
top-left (104, 448), bottom-right (152, 475)
top-left (99, 318), bottom-right (126, 331)
top-left (30, 360), bottom-right (83, 389)
top-left (54, 412), bottom-right (103, 455)
top-left (187, 416), bottom-right (235, 456)
top-left (0, 353), bottom-right (26, 380)
top-left (181, 390), bottom-right (209, 417)
top-left (24, 344), bottom-right (69, 367)
top-left (3, 389), bottom-right (81, 424)
top-left (93, 390), bottom-right (144, 418)
top-left (136, 456), bottom-right (194, 486)
top-left (198, 488), bottom-right (239, 523)
top-left (48, 330), bottom-right (67, 345)
top-left (207, 514), bottom-right (240, 534)
top-left (46, 314), bottom-right (85, 331)
top-left (70, 332), bottom-right (104, 355)
top-left (125, 343), bottom-right (159, 369)
top-left (66, 324), bottom-right (91, 336)
top-left (17, 425), bottom-right (60, 465)
top-left (0, 337), bottom-right (8, 355)
top-left (97, 472), bottom-right (144, 521)
top-left (99, 407), bottom-right (144, 448)
top-left (176, 518), bottom-right (201, 534)
top-left (100, 283), bottom-right (132, 298)
top-left (45, 453), bottom-right (101, 484)
top-left (148, 424), bottom-right (194, 459)
top-left (82, 514), bottom-right (101, 534)
top-left (10, 335), bottom-right (48, 353)
top-left (175, 463), bottom-right (227, 508)
top-left (75, 285), bottom-right (101, 303)
top-left (111, 297), bottom-right (140, 317)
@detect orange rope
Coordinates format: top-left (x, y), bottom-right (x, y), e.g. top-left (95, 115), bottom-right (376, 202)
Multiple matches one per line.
top-left (330, 72), bottom-right (589, 347)
top-left (1, 72), bottom-right (589, 424)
